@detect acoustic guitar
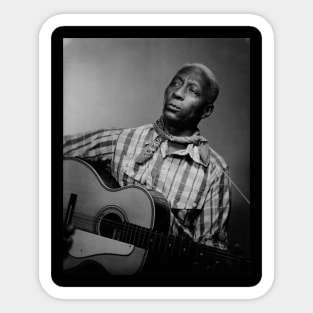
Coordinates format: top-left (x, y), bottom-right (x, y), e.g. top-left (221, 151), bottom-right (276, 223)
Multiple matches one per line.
top-left (63, 157), bottom-right (249, 276)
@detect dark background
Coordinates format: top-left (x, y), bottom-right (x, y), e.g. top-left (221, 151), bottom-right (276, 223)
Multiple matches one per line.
top-left (63, 38), bottom-right (250, 256)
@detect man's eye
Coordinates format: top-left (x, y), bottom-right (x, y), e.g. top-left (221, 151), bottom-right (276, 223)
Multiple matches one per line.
top-left (189, 88), bottom-right (199, 95)
top-left (170, 80), bottom-right (180, 86)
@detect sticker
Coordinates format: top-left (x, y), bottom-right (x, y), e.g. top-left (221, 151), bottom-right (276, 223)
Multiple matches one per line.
top-left (39, 14), bottom-right (274, 299)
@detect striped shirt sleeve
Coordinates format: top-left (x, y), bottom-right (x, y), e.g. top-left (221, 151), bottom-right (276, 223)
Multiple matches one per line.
top-left (193, 167), bottom-right (231, 250)
top-left (63, 128), bottom-right (122, 162)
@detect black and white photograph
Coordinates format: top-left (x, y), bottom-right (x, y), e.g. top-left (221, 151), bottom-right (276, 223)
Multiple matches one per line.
top-left (51, 26), bottom-right (262, 288)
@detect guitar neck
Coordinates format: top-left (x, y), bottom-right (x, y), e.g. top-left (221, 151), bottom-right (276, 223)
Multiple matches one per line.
top-left (98, 218), bottom-right (249, 267)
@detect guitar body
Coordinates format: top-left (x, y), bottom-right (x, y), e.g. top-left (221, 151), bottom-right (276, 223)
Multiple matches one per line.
top-left (63, 158), bottom-right (170, 275)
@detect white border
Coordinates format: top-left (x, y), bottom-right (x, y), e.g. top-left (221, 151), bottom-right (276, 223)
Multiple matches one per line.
top-left (39, 14), bottom-right (274, 299)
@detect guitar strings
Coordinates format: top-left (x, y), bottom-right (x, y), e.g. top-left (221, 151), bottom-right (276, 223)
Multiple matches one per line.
top-left (63, 211), bottom-right (249, 263)
top-left (64, 211), bottom-right (247, 262)
top-left (219, 167), bottom-right (250, 205)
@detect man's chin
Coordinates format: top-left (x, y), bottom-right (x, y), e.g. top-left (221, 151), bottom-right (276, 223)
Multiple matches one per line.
top-left (162, 112), bottom-right (199, 133)
top-left (162, 109), bottom-right (180, 122)
top-left (162, 111), bottom-right (185, 130)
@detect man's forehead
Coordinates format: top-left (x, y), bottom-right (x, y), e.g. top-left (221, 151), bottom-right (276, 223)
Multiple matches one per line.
top-left (174, 67), bottom-right (208, 86)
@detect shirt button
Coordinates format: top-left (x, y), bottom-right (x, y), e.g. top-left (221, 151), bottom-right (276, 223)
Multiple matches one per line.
top-left (192, 202), bottom-right (197, 208)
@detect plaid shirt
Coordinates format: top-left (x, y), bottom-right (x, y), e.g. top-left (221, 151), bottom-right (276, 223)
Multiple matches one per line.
top-left (63, 123), bottom-right (231, 249)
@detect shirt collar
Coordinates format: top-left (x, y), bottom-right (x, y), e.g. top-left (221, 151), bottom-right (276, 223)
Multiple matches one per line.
top-left (144, 127), bottom-right (211, 167)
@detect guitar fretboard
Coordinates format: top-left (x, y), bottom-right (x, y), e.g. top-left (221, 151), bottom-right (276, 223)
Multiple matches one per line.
top-left (99, 218), bottom-right (248, 267)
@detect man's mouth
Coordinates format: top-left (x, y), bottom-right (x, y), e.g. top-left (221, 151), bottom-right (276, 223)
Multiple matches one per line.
top-left (166, 103), bottom-right (181, 112)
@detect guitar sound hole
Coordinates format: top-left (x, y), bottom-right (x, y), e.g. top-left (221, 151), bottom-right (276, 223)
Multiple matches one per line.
top-left (99, 213), bottom-right (123, 241)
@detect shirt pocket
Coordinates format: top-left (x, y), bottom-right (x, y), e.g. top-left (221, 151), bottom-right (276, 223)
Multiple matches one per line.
top-left (172, 184), bottom-right (206, 211)
top-left (122, 155), bottom-right (148, 185)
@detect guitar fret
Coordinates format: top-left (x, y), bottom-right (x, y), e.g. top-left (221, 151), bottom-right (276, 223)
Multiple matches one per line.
top-left (172, 237), bottom-right (177, 257)
top-left (180, 239), bottom-right (193, 265)
top-left (129, 223), bottom-right (135, 245)
top-left (187, 241), bottom-right (195, 265)
top-left (193, 242), bottom-right (200, 266)
top-left (168, 236), bottom-right (174, 258)
top-left (151, 231), bottom-right (157, 252)
top-left (141, 228), bottom-right (147, 249)
top-left (139, 225), bottom-right (144, 249)
top-left (144, 228), bottom-right (150, 249)
top-left (124, 222), bottom-right (129, 243)
top-left (133, 225), bottom-right (138, 246)
top-left (156, 233), bottom-right (162, 254)
top-left (162, 234), bottom-right (168, 258)
top-left (133, 225), bottom-right (138, 245)
top-left (162, 235), bottom-right (175, 259)
top-left (126, 223), bottom-right (132, 244)
top-left (178, 237), bottom-right (183, 257)
top-left (187, 239), bottom-right (192, 261)
top-left (123, 222), bottom-right (128, 243)
top-left (198, 246), bottom-right (206, 265)
top-left (141, 226), bottom-right (147, 248)
top-left (149, 230), bottom-right (154, 251)
top-left (136, 225), bottom-right (143, 248)
top-left (120, 221), bottom-right (125, 243)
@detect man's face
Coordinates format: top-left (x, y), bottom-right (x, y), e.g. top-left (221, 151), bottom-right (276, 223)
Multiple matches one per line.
top-left (163, 67), bottom-right (211, 129)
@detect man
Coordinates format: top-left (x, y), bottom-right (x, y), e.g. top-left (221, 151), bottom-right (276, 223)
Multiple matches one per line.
top-left (63, 63), bottom-right (231, 275)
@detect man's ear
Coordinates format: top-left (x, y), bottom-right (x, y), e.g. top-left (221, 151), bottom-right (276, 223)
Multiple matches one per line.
top-left (201, 104), bottom-right (214, 119)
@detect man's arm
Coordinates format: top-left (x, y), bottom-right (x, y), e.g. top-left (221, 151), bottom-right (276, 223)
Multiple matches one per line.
top-left (193, 167), bottom-right (231, 250)
top-left (63, 128), bottom-right (122, 163)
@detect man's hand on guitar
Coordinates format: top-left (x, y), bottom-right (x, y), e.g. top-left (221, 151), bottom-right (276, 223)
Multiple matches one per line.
top-left (63, 224), bottom-right (75, 258)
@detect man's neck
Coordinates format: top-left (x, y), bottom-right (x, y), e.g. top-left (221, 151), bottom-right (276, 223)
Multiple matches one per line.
top-left (163, 119), bottom-right (197, 137)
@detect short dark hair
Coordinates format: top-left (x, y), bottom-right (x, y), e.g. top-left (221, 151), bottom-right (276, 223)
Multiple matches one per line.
top-left (178, 63), bottom-right (220, 104)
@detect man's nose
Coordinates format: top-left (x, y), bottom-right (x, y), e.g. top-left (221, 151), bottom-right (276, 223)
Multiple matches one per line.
top-left (172, 86), bottom-right (185, 100)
